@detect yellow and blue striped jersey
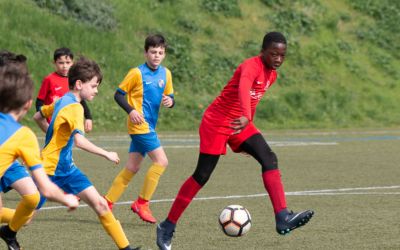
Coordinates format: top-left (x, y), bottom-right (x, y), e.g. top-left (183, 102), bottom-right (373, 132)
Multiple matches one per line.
top-left (118, 63), bottom-right (174, 134)
top-left (0, 113), bottom-right (42, 177)
top-left (40, 92), bottom-right (84, 176)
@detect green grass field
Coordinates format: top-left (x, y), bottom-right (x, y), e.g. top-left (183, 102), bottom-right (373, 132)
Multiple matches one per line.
top-left (2, 129), bottom-right (400, 249)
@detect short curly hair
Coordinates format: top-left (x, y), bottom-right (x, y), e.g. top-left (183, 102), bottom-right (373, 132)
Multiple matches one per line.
top-left (262, 32), bottom-right (287, 50)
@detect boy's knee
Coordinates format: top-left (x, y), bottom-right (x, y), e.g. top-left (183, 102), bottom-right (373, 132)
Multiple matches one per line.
top-left (158, 160), bottom-right (168, 168)
top-left (261, 151), bottom-right (278, 172)
top-left (22, 192), bottom-right (41, 209)
top-left (192, 171), bottom-right (210, 186)
top-left (156, 159), bottom-right (168, 168)
top-left (96, 196), bottom-right (111, 213)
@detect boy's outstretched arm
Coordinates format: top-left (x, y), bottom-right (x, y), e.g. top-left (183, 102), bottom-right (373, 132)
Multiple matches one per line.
top-left (74, 133), bottom-right (120, 164)
top-left (33, 111), bottom-right (49, 133)
top-left (31, 168), bottom-right (79, 210)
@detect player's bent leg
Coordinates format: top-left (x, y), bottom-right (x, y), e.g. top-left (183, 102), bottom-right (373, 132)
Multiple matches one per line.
top-left (9, 177), bottom-right (40, 230)
top-left (239, 133), bottom-right (315, 234)
top-left (79, 186), bottom-right (138, 250)
top-left (0, 208), bottom-right (15, 224)
top-left (275, 209), bottom-right (314, 235)
top-left (105, 152), bottom-right (142, 210)
top-left (133, 149), bottom-right (167, 223)
top-left (105, 167), bottom-right (135, 210)
top-left (9, 192), bottom-right (40, 231)
top-left (1, 176), bottom-right (40, 250)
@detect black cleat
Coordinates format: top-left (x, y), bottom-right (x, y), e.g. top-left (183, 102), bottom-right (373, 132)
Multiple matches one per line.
top-left (275, 209), bottom-right (314, 235)
top-left (0, 226), bottom-right (20, 250)
top-left (156, 220), bottom-right (175, 250)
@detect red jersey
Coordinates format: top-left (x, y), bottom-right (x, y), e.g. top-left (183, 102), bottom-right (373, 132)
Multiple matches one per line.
top-left (37, 72), bottom-right (69, 105)
top-left (203, 56), bottom-right (277, 134)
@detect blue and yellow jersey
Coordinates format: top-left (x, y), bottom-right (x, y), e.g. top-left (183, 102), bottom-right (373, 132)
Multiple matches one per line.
top-left (40, 92), bottom-right (84, 176)
top-left (117, 63), bottom-right (174, 134)
top-left (0, 113), bottom-right (42, 177)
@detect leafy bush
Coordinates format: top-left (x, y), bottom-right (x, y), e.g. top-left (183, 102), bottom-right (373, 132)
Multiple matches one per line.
top-left (268, 8), bottom-right (317, 34)
top-left (166, 33), bottom-right (194, 83)
top-left (201, 0), bottom-right (241, 17)
top-left (259, 0), bottom-right (284, 7)
top-left (32, 0), bottom-right (117, 31)
top-left (348, 0), bottom-right (400, 58)
top-left (175, 19), bottom-right (200, 33)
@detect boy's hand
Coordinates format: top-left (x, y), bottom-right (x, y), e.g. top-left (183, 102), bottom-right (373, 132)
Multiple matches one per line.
top-left (129, 110), bottom-right (145, 124)
top-left (162, 94), bottom-right (173, 108)
top-left (230, 116), bottom-right (249, 134)
top-left (64, 194), bottom-right (79, 211)
top-left (84, 119), bottom-right (93, 133)
top-left (105, 151), bottom-right (120, 164)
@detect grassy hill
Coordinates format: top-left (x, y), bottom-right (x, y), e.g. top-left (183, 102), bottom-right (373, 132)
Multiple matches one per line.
top-left (1, 0), bottom-right (399, 131)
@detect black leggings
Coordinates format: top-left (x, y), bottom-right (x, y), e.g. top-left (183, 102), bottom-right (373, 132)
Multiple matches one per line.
top-left (192, 133), bottom-right (278, 186)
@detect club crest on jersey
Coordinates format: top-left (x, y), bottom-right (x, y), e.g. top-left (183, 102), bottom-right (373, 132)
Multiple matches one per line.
top-left (158, 79), bottom-right (165, 88)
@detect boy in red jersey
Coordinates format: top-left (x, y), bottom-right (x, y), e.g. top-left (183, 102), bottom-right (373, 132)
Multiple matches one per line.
top-left (35, 47), bottom-right (93, 132)
top-left (157, 32), bottom-right (314, 250)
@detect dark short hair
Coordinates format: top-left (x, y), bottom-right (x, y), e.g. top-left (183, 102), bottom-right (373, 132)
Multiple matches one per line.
top-left (0, 62), bottom-right (33, 113)
top-left (0, 50), bottom-right (28, 73)
top-left (68, 57), bottom-right (102, 89)
top-left (262, 32), bottom-right (287, 50)
top-left (144, 34), bottom-right (167, 52)
top-left (54, 47), bottom-right (74, 61)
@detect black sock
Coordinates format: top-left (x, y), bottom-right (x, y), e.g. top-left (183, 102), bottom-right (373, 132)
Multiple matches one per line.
top-left (1, 225), bottom-right (17, 238)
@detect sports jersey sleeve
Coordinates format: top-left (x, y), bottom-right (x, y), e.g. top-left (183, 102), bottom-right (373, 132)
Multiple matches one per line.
top-left (164, 69), bottom-right (174, 96)
top-left (17, 127), bottom-right (43, 171)
top-left (238, 61), bottom-right (260, 121)
top-left (118, 68), bottom-right (141, 94)
top-left (37, 77), bottom-right (50, 101)
top-left (40, 102), bottom-right (55, 118)
top-left (66, 105), bottom-right (85, 135)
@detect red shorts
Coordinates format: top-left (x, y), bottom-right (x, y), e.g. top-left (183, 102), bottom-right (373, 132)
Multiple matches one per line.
top-left (199, 118), bottom-right (260, 155)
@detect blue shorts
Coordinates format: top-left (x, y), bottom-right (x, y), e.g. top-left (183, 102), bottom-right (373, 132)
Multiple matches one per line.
top-left (129, 132), bottom-right (161, 156)
top-left (37, 167), bottom-right (92, 209)
top-left (0, 162), bottom-right (31, 193)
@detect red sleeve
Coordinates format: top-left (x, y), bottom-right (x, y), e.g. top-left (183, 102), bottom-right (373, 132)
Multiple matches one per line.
top-left (238, 62), bottom-right (259, 121)
top-left (37, 77), bottom-right (50, 101)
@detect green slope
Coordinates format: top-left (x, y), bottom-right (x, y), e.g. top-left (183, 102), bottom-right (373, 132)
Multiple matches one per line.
top-left (1, 0), bottom-right (399, 131)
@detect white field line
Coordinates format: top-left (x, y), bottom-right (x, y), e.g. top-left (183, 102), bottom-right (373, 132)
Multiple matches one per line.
top-left (71, 141), bottom-right (338, 150)
top-left (40, 185), bottom-right (400, 210)
top-left (35, 129), bottom-right (400, 141)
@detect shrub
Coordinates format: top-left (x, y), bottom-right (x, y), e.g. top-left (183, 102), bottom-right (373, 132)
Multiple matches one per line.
top-left (201, 0), bottom-right (241, 18)
top-left (32, 0), bottom-right (117, 31)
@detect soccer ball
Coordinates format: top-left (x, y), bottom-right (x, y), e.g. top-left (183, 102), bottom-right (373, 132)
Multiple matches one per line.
top-left (219, 205), bottom-right (252, 237)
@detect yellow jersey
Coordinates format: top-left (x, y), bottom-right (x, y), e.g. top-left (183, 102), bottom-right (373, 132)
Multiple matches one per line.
top-left (0, 113), bottom-right (42, 177)
top-left (40, 93), bottom-right (84, 176)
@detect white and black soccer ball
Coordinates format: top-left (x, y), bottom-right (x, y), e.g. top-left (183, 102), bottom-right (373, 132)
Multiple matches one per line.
top-left (219, 204), bottom-right (252, 237)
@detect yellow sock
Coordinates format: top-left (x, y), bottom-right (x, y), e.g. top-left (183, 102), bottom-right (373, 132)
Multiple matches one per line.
top-left (0, 208), bottom-right (15, 223)
top-left (99, 211), bottom-right (130, 249)
top-left (9, 192), bottom-right (40, 231)
top-left (105, 168), bottom-right (135, 203)
top-left (139, 163), bottom-right (166, 201)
